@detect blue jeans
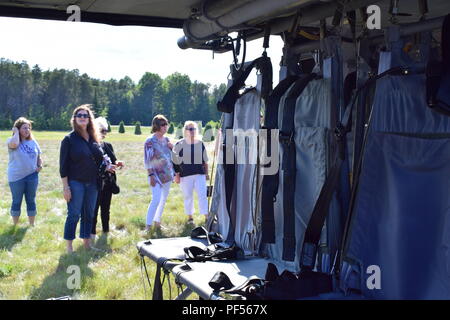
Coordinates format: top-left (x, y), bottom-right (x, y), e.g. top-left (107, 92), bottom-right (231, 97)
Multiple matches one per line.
top-left (9, 172), bottom-right (39, 217)
top-left (64, 180), bottom-right (98, 241)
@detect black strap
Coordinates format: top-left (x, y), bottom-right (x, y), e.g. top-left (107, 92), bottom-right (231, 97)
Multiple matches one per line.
top-left (209, 271), bottom-right (266, 299)
top-left (443, 14), bottom-right (450, 72)
top-left (280, 74), bottom-right (317, 261)
top-left (352, 80), bottom-right (371, 175)
top-left (209, 262), bottom-right (332, 300)
top-left (222, 134), bottom-right (236, 242)
top-left (261, 264), bottom-right (332, 300)
top-left (426, 61), bottom-right (450, 116)
top-left (347, 10), bottom-right (357, 40)
top-left (426, 14), bottom-right (450, 117)
top-left (217, 56), bottom-right (272, 113)
top-left (300, 66), bottom-right (410, 270)
top-left (332, 2), bottom-right (344, 27)
top-left (80, 136), bottom-right (103, 165)
top-left (190, 226), bottom-right (223, 245)
top-left (261, 75), bottom-right (298, 244)
top-left (221, 57), bottom-right (272, 242)
top-left (184, 244), bottom-right (244, 262)
top-left (209, 271), bottom-right (235, 291)
top-left (344, 71), bottom-right (357, 108)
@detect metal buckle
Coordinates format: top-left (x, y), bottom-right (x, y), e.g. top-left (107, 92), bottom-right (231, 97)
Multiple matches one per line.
top-left (334, 122), bottom-right (346, 141)
top-left (279, 131), bottom-right (294, 146)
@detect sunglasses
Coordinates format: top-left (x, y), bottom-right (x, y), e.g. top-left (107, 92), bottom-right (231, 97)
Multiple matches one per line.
top-left (100, 129), bottom-right (108, 134)
top-left (75, 114), bottom-right (90, 119)
top-left (161, 123), bottom-right (169, 127)
top-left (186, 128), bottom-right (196, 131)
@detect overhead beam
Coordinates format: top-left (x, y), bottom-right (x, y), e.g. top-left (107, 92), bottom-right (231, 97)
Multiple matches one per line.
top-left (178, 0), bottom-right (383, 50)
top-left (289, 15), bottom-right (446, 55)
top-left (0, 5), bottom-right (184, 28)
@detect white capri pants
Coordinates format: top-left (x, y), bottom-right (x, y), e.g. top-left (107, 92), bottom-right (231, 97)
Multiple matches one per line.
top-left (179, 174), bottom-right (208, 216)
top-left (146, 180), bottom-right (172, 225)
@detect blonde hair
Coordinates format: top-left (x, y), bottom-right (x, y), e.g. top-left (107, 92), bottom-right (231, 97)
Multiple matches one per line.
top-left (183, 121), bottom-right (199, 139)
top-left (13, 117), bottom-right (34, 141)
top-left (70, 104), bottom-right (100, 143)
top-left (151, 114), bottom-right (169, 133)
top-left (94, 117), bottom-right (109, 131)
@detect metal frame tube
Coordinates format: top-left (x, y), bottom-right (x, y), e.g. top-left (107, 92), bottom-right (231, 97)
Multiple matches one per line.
top-left (289, 15), bottom-right (446, 55)
top-left (179, 0), bottom-right (382, 49)
top-left (184, 0), bottom-right (317, 42)
top-left (174, 288), bottom-right (193, 300)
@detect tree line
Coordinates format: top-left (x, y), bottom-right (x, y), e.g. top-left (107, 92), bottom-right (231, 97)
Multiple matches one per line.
top-left (0, 58), bottom-right (227, 130)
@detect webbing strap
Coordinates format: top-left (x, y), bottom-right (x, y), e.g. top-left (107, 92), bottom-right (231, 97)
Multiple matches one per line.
top-left (262, 264), bottom-right (333, 300)
top-left (300, 66), bottom-right (410, 270)
top-left (426, 14), bottom-right (450, 117)
top-left (222, 114), bottom-right (236, 242)
top-left (426, 61), bottom-right (450, 116)
top-left (443, 14), bottom-right (450, 72)
top-left (209, 271), bottom-right (235, 291)
top-left (184, 244), bottom-right (244, 262)
top-left (217, 56), bottom-right (272, 113)
top-left (280, 74), bottom-right (317, 261)
top-left (261, 75), bottom-right (298, 244)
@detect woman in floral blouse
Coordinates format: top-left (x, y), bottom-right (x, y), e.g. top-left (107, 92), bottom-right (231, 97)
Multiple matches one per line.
top-left (144, 114), bottom-right (174, 230)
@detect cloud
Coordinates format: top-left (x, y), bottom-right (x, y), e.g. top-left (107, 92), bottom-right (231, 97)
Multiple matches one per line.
top-left (0, 17), bottom-right (283, 86)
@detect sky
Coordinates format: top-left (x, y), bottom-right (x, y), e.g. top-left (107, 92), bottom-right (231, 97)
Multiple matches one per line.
top-left (0, 16), bottom-right (284, 87)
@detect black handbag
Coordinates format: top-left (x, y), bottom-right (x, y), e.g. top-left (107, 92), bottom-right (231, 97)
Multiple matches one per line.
top-left (108, 172), bottom-right (120, 195)
top-left (100, 142), bottom-right (120, 194)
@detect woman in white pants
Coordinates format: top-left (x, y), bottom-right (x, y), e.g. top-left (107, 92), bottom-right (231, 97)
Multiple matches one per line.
top-left (173, 121), bottom-right (209, 224)
top-left (144, 114), bottom-right (174, 231)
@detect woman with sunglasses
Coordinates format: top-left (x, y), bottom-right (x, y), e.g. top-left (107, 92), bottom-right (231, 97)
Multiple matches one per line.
top-left (144, 114), bottom-right (174, 231)
top-left (6, 117), bottom-right (42, 226)
top-left (59, 105), bottom-right (108, 253)
top-left (90, 117), bottom-right (124, 240)
top-left (173, 121), bottom-right (209, 224)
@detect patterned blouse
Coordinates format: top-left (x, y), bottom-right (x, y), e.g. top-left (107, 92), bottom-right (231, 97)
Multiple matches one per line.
top-left (144, 135), bottom-right (174, 184)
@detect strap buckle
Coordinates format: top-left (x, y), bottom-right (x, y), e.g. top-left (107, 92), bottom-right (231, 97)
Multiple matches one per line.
top-left (334, 122), bottom-right (348, 159)
top-left (334, 122), bottom-right (346, 141)
top-left (279, 131), bottom-right (294, 146)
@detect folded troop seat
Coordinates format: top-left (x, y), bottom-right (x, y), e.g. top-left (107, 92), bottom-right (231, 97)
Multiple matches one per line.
top-left (340, 27), bottom-right (450, 299)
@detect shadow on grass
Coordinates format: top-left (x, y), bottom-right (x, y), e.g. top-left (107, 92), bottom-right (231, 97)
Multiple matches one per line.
top-left (29, 238), bottom-right (112, 300)
top-left (0, 226), bottom-right (28, 251)
top-left (180, 222), bottom-right (195, 237)
top-left (146, 221), bottom-right (196, 240)
top-left (129, 217), bottom-right (146, 231)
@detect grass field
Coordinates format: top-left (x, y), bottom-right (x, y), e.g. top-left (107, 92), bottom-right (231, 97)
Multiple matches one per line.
top-left (0, 126), bottom-right (216, 300)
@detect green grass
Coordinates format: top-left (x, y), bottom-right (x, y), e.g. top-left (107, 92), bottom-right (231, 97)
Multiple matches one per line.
top-left (0, 129), bottom-right (216, 300)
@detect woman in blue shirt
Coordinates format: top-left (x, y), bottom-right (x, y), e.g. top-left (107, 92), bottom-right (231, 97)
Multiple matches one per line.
top-left (6, 117), bottom-right (42, 226)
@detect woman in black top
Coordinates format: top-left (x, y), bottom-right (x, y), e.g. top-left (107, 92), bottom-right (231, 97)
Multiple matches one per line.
top-left (173, 121), bottom-right (209, 224)
top-left (60, 105), bottom-right (111, 253)
top-left (91, 117), bottom-right (124, 239)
